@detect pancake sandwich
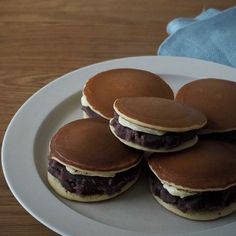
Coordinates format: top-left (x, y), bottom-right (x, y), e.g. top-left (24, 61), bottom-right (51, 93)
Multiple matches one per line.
top-left (148, 140), bottom-right (236, 221)
top-left (110, 97), bottom-right (207, 152)
top-left (81, 68), bottom-right (174, 119)
top-left (48, 119), bottom-right (142, 202)
top-left (175, 78), bottom-right (236, 143)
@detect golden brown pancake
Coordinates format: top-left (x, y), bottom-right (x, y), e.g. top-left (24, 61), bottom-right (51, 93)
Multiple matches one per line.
top-left (50, 119), bottom-right (141, 172)
top-left (110, 97), bottom-right (206, 152)
top-left (148, 140), bottom-right (236, 220)
top-left (82, 68), bottom-right (174, 119)
top-left (114, 97), bottom-right (207, 131)
top-left (48, 118), bottom-right (142, 202)
top-left (175, 78), bottom-right (236, 132)
top-left (149, 140), bottom-right (236, 190)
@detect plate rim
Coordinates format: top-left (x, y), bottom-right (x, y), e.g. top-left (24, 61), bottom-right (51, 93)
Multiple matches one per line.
top-left (2, 55), bottom-right (236, 236)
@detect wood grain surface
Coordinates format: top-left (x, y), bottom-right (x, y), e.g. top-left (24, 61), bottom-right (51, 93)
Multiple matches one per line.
top-left (1, 1), bottom-right (235, 235)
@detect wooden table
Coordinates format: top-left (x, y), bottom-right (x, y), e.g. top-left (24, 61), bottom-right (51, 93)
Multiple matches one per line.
top-left (1, 1), bottom-right (235, 235)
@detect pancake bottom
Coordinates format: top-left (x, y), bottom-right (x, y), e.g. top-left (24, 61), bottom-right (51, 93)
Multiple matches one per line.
top-left (48, 172), bottom-right (139, 202)
top-left (110, 124), bottom-right (198, 152)
top-left (149, 174), bottom-right (236, 220)
top-left (152, 194), bottom-right (236, 221)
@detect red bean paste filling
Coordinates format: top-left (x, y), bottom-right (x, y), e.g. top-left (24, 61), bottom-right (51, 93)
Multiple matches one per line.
top-left (48, 159), bottom-right (140, 196)
top-left (110, 112), bottom-right (197, 149)
top-left (81, 107), bottom-right (236, 144)
top-left (150, 172), bottom-right (236, 213)
top-left (81, 106), bottom-right (103, 118)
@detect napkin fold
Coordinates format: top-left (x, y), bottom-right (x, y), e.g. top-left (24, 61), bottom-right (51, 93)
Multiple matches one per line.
top-left (158, 6), bottom-right (236, 68)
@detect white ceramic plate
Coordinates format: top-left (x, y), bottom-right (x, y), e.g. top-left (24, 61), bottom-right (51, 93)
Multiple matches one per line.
top-left (2, 56), bottom-right (236, 236)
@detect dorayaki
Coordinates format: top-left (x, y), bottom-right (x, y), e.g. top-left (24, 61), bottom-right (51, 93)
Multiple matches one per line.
top-left (175, 78), bottom-right (236, 143)
top-left (148, 140), bottom-right (236, 221)
top-left (81, 68), bottom-right (174, 119)
top-left (110, 97), bottom-right (207, 152)
top-left (48, 119), bottom-right (142, 202)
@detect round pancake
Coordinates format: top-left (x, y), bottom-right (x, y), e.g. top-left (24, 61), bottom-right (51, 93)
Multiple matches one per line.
top-left (152, 194), bottom-right (236, 221)
top-left (175, 78), bottom-right (236, 132)
top-left (110, 124), bottom-right (198, 153)
top-left (114, 97), bottom-right (207, 132)
top-left (82, 68), bottom-right (174, 119)
top-left (148, 140), bottom-right (236, 191)
top-left (50, 119), bottom-right (142, 175)
top-left (48, 172), bottom-right (139, 202)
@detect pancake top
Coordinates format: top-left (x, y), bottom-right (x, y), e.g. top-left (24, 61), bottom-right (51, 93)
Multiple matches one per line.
top-left (83, 68), bottom-right (174, 119)
top-left (114, 97), bottom-right (207, 132)
top-left (148, 140), bottom-right (236, 190)
top-left (49, 119), bottom-right (141, 172)
top-left (175, 78), bottom-right (236, 131)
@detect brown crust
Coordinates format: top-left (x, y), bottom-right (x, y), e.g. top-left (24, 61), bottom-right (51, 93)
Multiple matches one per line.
top-left (114, 97), bottom-right (207, 131)
top-left (175, 78), bottom-right (236, 131)
top-left (49, 119), bottom-right (142, 171)
top-left (148, 140), bottom-right (236, 190)
top-left (83, 68), bottom-right (174, 119)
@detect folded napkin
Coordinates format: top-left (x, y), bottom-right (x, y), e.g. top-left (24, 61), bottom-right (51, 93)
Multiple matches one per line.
top-left (158, 6), bottom-right (236, 68)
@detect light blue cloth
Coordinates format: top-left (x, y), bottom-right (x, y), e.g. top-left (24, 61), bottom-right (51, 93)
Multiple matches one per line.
top-left (158, 6), bottom-right (236, 68)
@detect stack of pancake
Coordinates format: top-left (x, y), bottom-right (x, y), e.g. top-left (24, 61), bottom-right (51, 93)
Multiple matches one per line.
top-left (47, 68), bottom-right (236, 221)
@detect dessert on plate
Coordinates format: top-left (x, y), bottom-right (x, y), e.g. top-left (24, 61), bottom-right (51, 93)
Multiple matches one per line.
top-left (110, 97), bottom-right (207, 152)
top-left (175, 78), bottom-right (236, 143)
top-left (148, 140), bottom-right (236, 220)
top-left (48, 118), bottom-right (142, 202)
top-left (81, 68), bottom-right (174, 119)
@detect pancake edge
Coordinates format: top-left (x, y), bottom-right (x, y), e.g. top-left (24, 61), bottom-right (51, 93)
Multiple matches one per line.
top-left (152, 193), bottom-right (236, 221)
top-left (81, 94), bottom-right (111, 120)
top-left (47, 172), bottom-right (139, 202)
top-left (113, 104), bottom-right (207, 132)
top-left (148, 162), bottom-right (236, 192)
top-left (50, 156), bottom-right (142, 177)
top-left (110, 124), bottom-right (198, 153)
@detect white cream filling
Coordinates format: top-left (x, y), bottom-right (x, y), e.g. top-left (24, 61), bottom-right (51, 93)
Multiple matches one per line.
top-left (163, 183), bottom-right (197, 198)
top-left (149, 164), bottom-right (198, 198)
top-left (52, 157), bottom-right (116, 177)
top-left (81, 94), bottom-right (109, 119)
top-left (81, 95), bottom-right (90, 107)
top-left (52, 157), bottom-right (141, 178)
top-left (65, 166), bottom-right (116, 177)
top-left (118, 116), bottom-right (166, 136)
